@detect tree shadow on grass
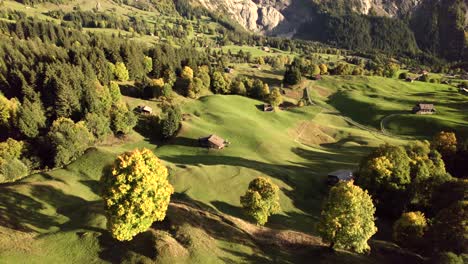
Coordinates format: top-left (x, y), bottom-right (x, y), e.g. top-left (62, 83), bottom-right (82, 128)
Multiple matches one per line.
top-left (211, 200), bottom-right (245, 220)
top-left (29, 185), bottom-right (105, 233)
top-left (0, 188), bottom-right (60, 232)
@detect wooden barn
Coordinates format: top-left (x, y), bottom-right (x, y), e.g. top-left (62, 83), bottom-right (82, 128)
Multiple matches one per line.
top-left (199, 134), bottom-right (227, 149)
top-left (263, 104), bottom-right (274, 112)
top-left (136, 105), bottom-right (153, 115)
top-left (412, 103), bottom-right (436, 115)
top-left (327, 170), bottom-right (354, 185)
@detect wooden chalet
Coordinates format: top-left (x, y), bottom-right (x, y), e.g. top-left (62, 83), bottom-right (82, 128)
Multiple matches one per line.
top-left (199, 134), bottom-right (227, 149)
top-left (224, 67), bottom-right (234, 74)
top-left (412, 103), bottom-right (436, 115)
top-left (263, 104), bottom-right (274, 112)
top-left (137, 105), bottom-right (153, 114)
top-left (327, 170), bottom-right (354, 185)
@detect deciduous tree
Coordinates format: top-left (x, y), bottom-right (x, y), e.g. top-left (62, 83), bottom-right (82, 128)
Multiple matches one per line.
top-left (101, 148), bottom-right (174, 241)
top-left (269, 88), bottom-right (283, 108)
top-left (115, 62), bottom-right (129, 82)
top-left (317, 182), bottom-right (377, 254)
top-left (240, 177), bottom-right (280, 225)
top-left (393, 211), bottom-right (427, 249)
top-left (47, 117), bottom-right (94, 167)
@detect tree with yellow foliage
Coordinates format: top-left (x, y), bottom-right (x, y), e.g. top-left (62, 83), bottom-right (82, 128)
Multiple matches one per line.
top-left (432, 131), bottom-right (457, 157)
top-left (240, 177), bottom-right (280, 226)
top-left (181, 66), bottom-right (194, 80)
top-left (393, 211), bottom-right (427, 249)
top-left (101, 148), bottom-right (174, 241)
top-left (318, 182), bottom-right (377, 254)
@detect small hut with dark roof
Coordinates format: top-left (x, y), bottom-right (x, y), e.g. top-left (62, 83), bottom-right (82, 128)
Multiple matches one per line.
top-left (199, 134), bottom-right (227, 149)
top-left (412, 103), bottom-right (436, 115)
top-left (327, 170), bottom-right (354, 185)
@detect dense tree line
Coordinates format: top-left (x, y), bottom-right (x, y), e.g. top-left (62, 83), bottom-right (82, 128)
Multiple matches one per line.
top-left (296, 12), bottom-right (419, 56)
top-left (356, 132), bottom-right (467, 260)
top-left (411, 0), bottom-right (467, 62)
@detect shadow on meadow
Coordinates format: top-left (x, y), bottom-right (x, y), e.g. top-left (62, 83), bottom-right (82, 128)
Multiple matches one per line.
top-left (0, 188), bottom-right (60, 232)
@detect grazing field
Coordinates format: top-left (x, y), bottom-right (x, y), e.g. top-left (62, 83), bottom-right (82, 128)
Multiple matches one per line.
top-left (0, 95), bottom-right (407, 263)
top-left (309, 75), bottom-right (468, 138)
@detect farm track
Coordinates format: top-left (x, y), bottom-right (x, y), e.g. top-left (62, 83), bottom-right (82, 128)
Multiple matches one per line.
top-left (304, 86), bottom-right (391, 141)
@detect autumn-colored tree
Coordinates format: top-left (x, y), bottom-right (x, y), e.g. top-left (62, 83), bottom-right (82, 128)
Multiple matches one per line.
top-left (319, 64), bottom-right (328, 75)
top-left (101, 148), bottom-right (174, 241)
top-left (318, 182), bottom-right (377, 254)
top-left (181, 66), bottom-right (194, 80)
top-left (357, 144), bottom-right (411, 216)
top-left (0, 93), bottom-right (19, 129)
top-left (311, 64), bottom-right (321, 76)
top-left (393, 211), bottom-right (428, 249)
top-left (430, 252), bottom-right (464, 264)
top-left (269, 88), bottom-right (283, 108)
top-left (240, 177), bottom-right (280, 225)
top-left (432, 131), bottom-right (457, 157)
top-left (231, 79), bottom-right (247, 95)
top-left (114, 62), bottom-right (129, 82)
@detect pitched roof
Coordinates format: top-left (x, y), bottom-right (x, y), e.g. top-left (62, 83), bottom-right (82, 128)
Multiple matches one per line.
top-left (417, 103), bottom-right (435, 110)
top-left (328, 170), bottom-right (353, 181)
top-left (142, 106), bottom-right (153, 112)
top-left (207, 134), bottom-right (225, 147)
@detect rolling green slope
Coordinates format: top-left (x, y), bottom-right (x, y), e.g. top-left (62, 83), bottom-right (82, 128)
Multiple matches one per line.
top-left (0, 95), bottom-right (407, 263)
top-left (314, 76), bottom-right (468, 138)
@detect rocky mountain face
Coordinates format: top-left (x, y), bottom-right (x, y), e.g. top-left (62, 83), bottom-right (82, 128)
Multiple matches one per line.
top-left (193, 0), bottom-right (424, 35)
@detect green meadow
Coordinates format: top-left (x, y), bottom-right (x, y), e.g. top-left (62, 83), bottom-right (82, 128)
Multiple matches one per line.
top-left (0, 93), bottom-right (410, 263)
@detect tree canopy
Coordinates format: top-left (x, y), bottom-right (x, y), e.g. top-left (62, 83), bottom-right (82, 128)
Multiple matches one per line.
top-left (318, 182), bottom-right (377, 254)
top-left (101, 148), bottom-right (174, 241)
top-left (240, 177), bottom-right (281, 225)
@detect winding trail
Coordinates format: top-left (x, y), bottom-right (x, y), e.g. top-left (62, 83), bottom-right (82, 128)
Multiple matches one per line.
top-left (304, 86), bottom-right (391, 141)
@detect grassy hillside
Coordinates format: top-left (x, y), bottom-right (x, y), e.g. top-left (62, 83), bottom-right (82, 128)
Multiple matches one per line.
top-left (0, 95), bottom-right (408, 263)
top-left (311, 75), bottom-right (468, 138)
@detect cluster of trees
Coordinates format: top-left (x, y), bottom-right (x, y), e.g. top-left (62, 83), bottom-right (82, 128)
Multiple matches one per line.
top-left (355, 132), bottom-right (467, 260)
top-left (0, 18), bottom-right (164, 178)
top-left (45, 10), bottom-right (153, 35)
top-left (283, 58), bottom-right (329, 85)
